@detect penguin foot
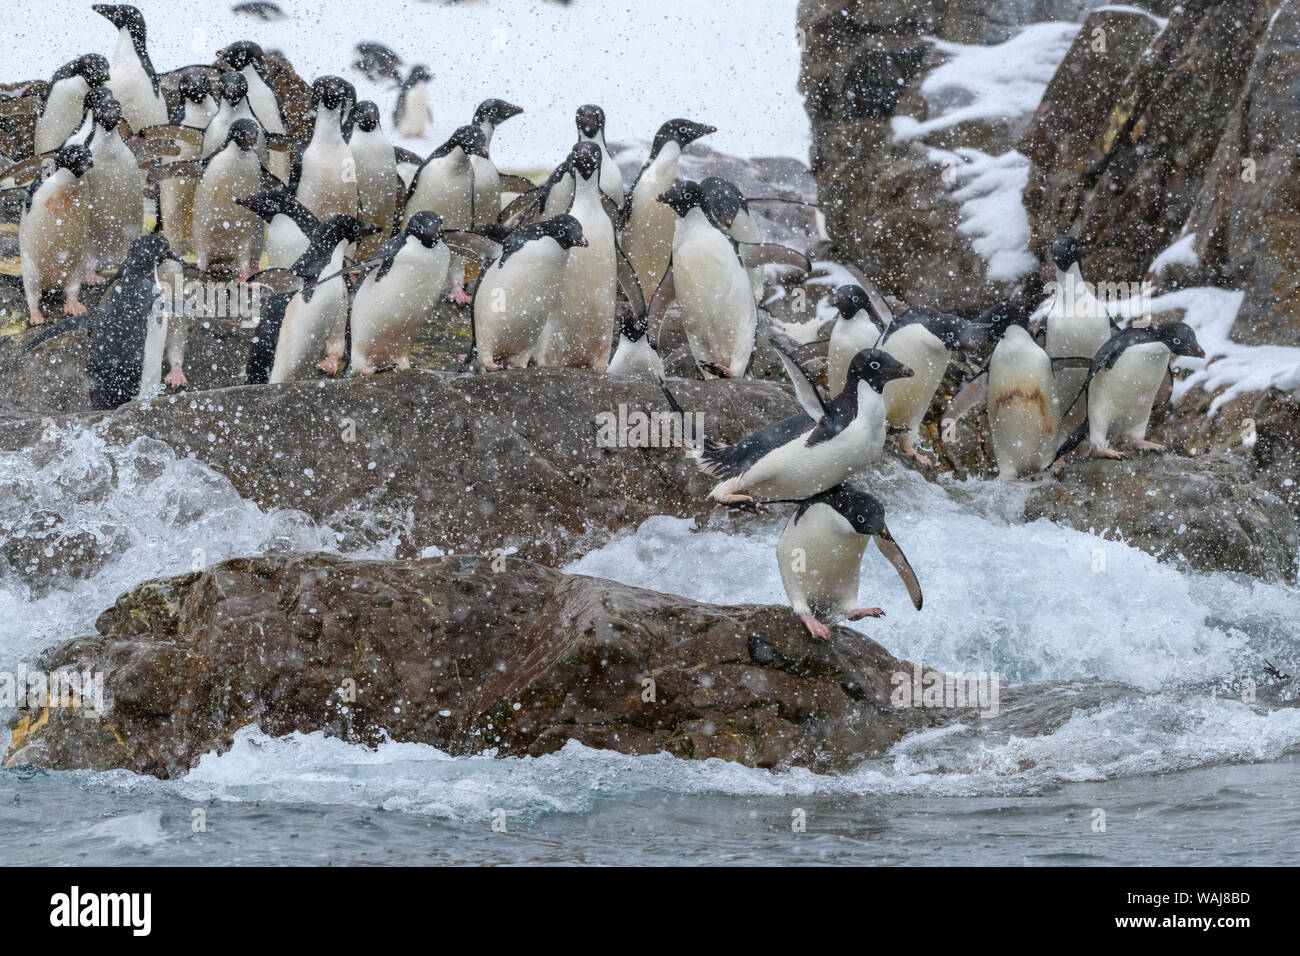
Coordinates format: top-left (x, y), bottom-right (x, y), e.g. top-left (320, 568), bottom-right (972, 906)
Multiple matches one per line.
top-left (718, 493), bottom-right (760, 512)
top-left (1131, 440), bottom-right (1166, 453)
top-left (236, 266), bottom-right (256, 283)
top-left (701, 362), bottom-right (734, 379)
top-left (360, 365), bottom-right (377, 376)
top-left (846, 607), bottom-right (885, 621)
top-left (799, 614), bottom-right (831, 640)
top-left (27, 310), bottom-right (44, 326)
top-left (1092, 445), bottom-right (1126, 460)
top-left (163, 365), bottom-right (187, 388)
top-left (900, 438), bottom-right (933, 468)
top-left (448, 285), bottom-right (472, 305)
top-left (64, 298), bottom-right (87, 316)
top-left (83, 269), bottom-right (107, 286)
top-left (317, 354), bottom-right (342, 375)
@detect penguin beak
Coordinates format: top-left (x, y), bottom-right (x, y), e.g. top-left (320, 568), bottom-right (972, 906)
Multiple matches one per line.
top-left (1188, 344), bottom-right (1206, 358)
top-left (576, 236), bottom-right (589, 247)
top-left (898, 365), bottom-right (914, 378)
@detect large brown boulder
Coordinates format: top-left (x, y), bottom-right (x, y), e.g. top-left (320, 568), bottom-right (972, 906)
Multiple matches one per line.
top-left (3, 553), bottom-right (938, 777)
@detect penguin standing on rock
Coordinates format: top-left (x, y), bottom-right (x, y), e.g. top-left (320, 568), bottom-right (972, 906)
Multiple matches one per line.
top-left (24, 233), bottom-right (189, 409)
top-left (470, 98), bottom-right (523, 224)
top-left (80, 89), bottom-right (144, 285)
top-left (1053, 321), bottom-right (1205, 463)
top-left (404, 124), bottom-right (489, 303)
top-left (775, 484), bottom-right (923, 639)
top-left (621, 119), bottom-right (715, 299)
top-left (469, 214), bottom-right (588, 372)
top-left (158, 71), bottom-right (218, 251)
top-left (664, 339), bottom-right (912, 506)
top-left (825, 284), bottom-right (888, 393)
top-left (347, 101), bottom-right (400, 247)
top-left (34, 54), bottom-right (111, 155)
top-left (607, 302), bottom-right (663, 378)
top-left (1042, 234), bottom-right (1113, 438)
top-left (93, 4), bottom-right (168, 133)
top-left (19, 144), bottom-right (95, 326)
top-left (293, 76), bottom-right (359, 221)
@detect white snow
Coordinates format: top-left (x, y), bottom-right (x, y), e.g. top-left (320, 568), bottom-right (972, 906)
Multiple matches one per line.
top-left (891, 21), bottom-right (1080, 142)
top-left (1149, 232), bottom-right (1199, 274)
top-left (2, 0), bottom-right (809, 170)
top-left (926, 146), bottom-right (1038, 281)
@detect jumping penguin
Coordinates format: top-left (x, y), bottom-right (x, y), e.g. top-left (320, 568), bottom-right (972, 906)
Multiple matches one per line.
top-left (775, 484), bottom-right (923, 639)
top-left (663, 338), bottom-right (913, 506)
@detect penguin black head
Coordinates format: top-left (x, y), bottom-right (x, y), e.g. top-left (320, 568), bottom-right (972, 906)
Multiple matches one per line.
top-left (474, 98), bottom-right (523, 128)
top-left (405, 211), bottom-right (444, 248)
top-left (1050, 234), bottom-right (1082, 272)
top-left (570, 141), bottom-right (602, 181)
top-left (650, 118), bottom-right (716, 158)
top-left (846, 348), bottom-right (913, 393)
top-left (85, 88), bottom-right (122, 131)
top-left (92, 4), bottom-right (146, 38)
top-left (219, 41), bottom-right (267, 72)
top-left (538, 213), bottom-right (588, 250)
top-left (978, 302), bottom-right (1029, 341)
top-left (926, 311), bottom-right (987, 353)
top-left (1150, 321), bottom-right (1206, 358)
top-left (226, 118), bottom-right (262, 152)
top-left (218, 71), bottom-right (249, 104)
top-left (127, 231), bottom-right (180, 269)
top-left (74, 54), bottom-right (111, 88)
top-left (657, 179), bottom-right (705, 218)
top-left (831, 285), bottom-right (872, 321)
top-left (311, 75), bottom-right (352, 112)
top-left (177, 71), bottom-right (213, 104)
top-left (819, 485), bottom-right (888, 537)
top-left (699, 176), bottom-right (746, 229)
top-left (352, 101), bottom-right (381, 133)
top-left (576, 104), bottom-right (605, 139)
top-left (436, 124), bottom-right (489, 159)
top-left (55, 143), bottom-right (94, 178)
top-left (313, 214), bottom-right (381, 254)
top-left (404, 65), bottom-right (432, 88)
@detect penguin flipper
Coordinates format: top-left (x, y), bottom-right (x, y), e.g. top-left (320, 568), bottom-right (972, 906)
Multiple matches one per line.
top-left (127, 139), bottom-right (182, 166)
top-left (874, 526), bottom-right (923, 611)
top-left (393, 146), bottom-right (424, 167)
top-left (1052, 418), bottom-right (1090, 466)
top-left (1, 153), bottom-right (51, 187)
top-left (265, 134), bottom-right (292, 154)
top-left (767, 335), bottom-right (831, 422)
top-left (442, 231), bottom-right (502, 265)
top-left (0, 94), bottom-right (40, 119)
top-left (135, 124), bottom-right (205, 151)
top-left (649, 263), bottom-right (677, 349)
top-left (615, 244), bottom-right (646, 319)
top-left (258, 166), bottom-right (287, 192)
top-left (497, 173), bottom-right (536, 195)
top-left (944, 369), bottom-right (988, 422)
top-left (24, 311), bottom-right (98, 351)
top-left (497, 187), bottom-right (542, 226)
top-left (246, 268), bottom-right (306, 296)
top-left (737, 242), bottom-right (811, 275)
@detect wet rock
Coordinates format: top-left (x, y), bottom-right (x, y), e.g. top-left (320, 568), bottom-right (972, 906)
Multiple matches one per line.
top-left (1025, 451), bottom-right (1298, 581)
top-left (3, 553), bottom-right (942, 777)
top-left (0, 369), bottom-right (799, 564)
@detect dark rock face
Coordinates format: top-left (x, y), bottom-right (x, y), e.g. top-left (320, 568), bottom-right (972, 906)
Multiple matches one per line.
top-left (4, 553), bottom-right (937, 777)
top-left (0, 370), bottom-right (797, 565)
top-left (1025, 451), bottom-right (1298, 580)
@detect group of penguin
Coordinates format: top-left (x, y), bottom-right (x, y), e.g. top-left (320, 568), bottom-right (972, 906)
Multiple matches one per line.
top-left (0, 4), bottom-right (1209, 640)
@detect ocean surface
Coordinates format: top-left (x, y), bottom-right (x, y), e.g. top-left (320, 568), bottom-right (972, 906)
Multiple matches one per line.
top-left (1, 428), bottom-right (1297, 866)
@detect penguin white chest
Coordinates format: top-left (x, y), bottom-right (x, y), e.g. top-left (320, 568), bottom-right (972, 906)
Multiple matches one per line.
top-left (672, 210), bottom-right (755, 375)
top-left (397, 83), bottom-right (428, 138)
top-left (408, 153), bottom-right (473, 228)
top-left (987, 326), bottom-right (1059, 479)
top-left (548, 184), bottom-right (615, 369)
top-left (880, 325), bottom-right (949, 434)
top-left (624, 144), bottom-right (680, 295)
top-left (826, 317), bottom-right (879, 395)
top-left (777, 505), bottom-right (868, 619)
top-left (350, 131), bottom-right (399, 228)
top-left (298, 120), bottom-right (357, 220)
top-left (470, 154), bottom-right (501, 223)
top-left (107, 33), bottom-right (166, 131)
top-left (351, 240), bottom-right (451, 370)
top-left (1089, 341), bottom-right (1169, 443)
top-left (475, 239), bottom-right (564, 369)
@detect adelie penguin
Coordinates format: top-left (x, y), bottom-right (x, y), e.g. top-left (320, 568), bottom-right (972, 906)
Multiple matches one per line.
top-left (774, 484), bottom-right (923, 639)
top-left (649, 179), bottom-right (810, 379)
top-left (293, 76), bottom-right (359, 222)
top-left (871, 302), bottom-right (985, 467)
top-left (469, 214), bottom-right (588, 371)
top-left (393, 65), bottom-right (433, 139)
top-left (34, 54), bottom-right (110, 155)
top-left (825, 284), bottom-right (888, 394)
top-left (24, 233), bottom-right (191, 409)
top-left (347, 101), bottom-right (400, 250)
top-left (19, 144), bottom-right (95, 326)
top-left (93, 4), bottom-right (168, 134)
top-left (1040, 234), bottom-right (1114, 438)
top-left (663, 338), bottom-right (913, 506)
top-left (606, 302), bottom-right (663, 378)
top-left (539, 141), bottom-right (644, 372)
top-left (621, 118), bottom-right (716, 298)
top-left (470, 98), bottom-right (524, 224)
top-left (541, 105), bottom-right (623, 219)
top-left (404, 124), bottom-right (489, 303)
top-left (158, 71), bottom-right (218, 252)
top-left (1052, 321), bottom-right (1205, 463)
top-left (202, 71), bottom-right (269, 164)
top-left (80, 89), bottom-right (144, 286)
top-left (251, 214), bottom-right (379, 384)
top-left (155, 118), bottom-right (281, 278)
top-left (218, 41), bottom-right (289, 181)
top-left (235, 185), bottom-right (319, 272)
